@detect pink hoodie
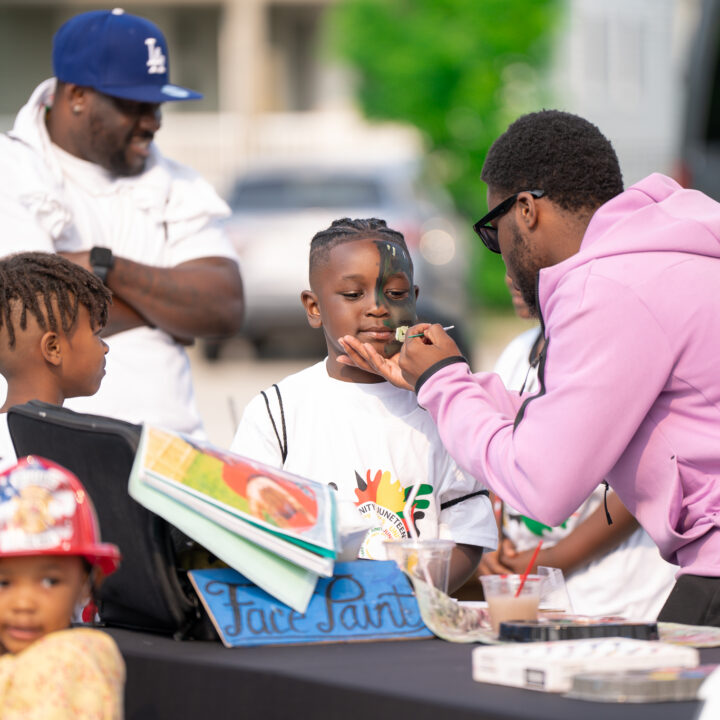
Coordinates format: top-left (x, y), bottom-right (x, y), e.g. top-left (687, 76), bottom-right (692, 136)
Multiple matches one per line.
top-left (419, 174), bottom-right (720, 577)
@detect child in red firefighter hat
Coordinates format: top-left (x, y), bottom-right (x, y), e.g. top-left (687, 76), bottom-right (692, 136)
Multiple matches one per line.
top-left (0, 456), bottom-right (124, 719)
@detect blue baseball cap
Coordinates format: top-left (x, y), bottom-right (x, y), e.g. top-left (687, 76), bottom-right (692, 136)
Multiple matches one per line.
top-left (52, 8), bottom-right (202, 103)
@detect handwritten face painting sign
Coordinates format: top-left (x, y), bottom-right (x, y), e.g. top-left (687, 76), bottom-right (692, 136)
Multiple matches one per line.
top-left (189, 560), bottom-right (432, 647)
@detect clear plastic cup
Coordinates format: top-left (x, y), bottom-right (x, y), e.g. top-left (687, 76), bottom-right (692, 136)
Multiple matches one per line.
top-left (384, 538), bottom-right (455, 594)
top-left (479, 574), bottom-right (543, 634)
top-left (537, 565), bottom-right (574, 614)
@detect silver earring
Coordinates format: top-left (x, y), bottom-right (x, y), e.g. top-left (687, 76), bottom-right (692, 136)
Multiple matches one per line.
top-left (72, 105), bottom-right (82, 115)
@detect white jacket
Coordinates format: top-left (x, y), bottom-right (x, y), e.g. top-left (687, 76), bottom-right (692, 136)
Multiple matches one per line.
top-left (0, 79), bottom-right (237, 435)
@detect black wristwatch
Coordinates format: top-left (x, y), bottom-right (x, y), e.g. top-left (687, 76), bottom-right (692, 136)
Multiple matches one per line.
top-left (89, 246), bottom-right (115, 284)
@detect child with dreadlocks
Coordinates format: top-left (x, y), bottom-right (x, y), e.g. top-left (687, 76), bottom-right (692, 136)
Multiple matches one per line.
top-left (0, 252), bottom-right (110, 471)
top-left (232, 218), bottom-right (496, 592)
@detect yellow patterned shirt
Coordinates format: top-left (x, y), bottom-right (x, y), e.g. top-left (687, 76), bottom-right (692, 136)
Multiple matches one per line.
top-left (0, 628), bottom-right (124, 719)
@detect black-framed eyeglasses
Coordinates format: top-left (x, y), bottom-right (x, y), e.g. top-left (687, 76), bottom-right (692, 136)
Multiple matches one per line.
top-left (473, 189), bottom-right (545, 254)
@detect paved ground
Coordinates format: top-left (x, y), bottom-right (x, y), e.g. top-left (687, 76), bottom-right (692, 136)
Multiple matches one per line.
top-left (188, 311), bottom-right (535, 447)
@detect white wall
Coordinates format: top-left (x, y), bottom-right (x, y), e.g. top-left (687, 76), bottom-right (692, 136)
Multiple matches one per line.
top-left (553, 0), bottom-right (702, 185)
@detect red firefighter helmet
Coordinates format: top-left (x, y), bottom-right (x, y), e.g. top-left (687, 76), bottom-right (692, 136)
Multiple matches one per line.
top-left (0, 456), bottom-right (120, 574)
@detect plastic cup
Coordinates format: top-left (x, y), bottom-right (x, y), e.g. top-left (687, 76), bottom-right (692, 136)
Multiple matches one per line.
top-left (537, 565), bottom-right (574, 614)
top-left (384, 538), bottom-right (455, 594)
top-left (479, 574), bottom-right (543, 634)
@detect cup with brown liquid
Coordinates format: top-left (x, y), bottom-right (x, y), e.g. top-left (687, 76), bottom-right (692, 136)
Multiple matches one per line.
top-left (479, 574), bottom-right (543, 635)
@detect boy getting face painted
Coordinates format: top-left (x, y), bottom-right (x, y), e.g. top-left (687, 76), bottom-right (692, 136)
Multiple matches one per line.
top-left (301, 235), bottom-right (418, 384)
top-left (232, 219), bottom-right (497, 594)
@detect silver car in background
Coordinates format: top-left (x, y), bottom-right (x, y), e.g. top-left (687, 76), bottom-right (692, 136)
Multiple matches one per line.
top-left (204, 162), bottom-right (471, 360)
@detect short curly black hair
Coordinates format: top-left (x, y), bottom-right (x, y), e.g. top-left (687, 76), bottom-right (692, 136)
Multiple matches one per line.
top-left (0, 252), bottom-right (111, 348)
top-left (309, 217), bottom-right (411, 273)
top-left (481, 110), bottom-right (624, 212)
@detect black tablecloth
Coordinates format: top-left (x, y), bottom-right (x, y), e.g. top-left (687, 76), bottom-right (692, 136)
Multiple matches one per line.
top-left (107, 628), bottom-right (720, 720)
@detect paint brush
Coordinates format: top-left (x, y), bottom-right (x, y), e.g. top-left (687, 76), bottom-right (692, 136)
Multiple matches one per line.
top-left (395, 325), bottom-right (455, 342)
top-left (405, 325), bottom-right (455, 340)
top-left (514, 540), bottom-right (543, 598)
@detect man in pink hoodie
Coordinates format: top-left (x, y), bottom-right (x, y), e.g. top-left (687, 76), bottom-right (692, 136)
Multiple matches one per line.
top-left (339, 110), bottom-right (720, 625)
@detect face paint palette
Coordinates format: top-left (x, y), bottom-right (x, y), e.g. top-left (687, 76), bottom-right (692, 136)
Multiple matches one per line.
top-left (567, 665), bottom-right (717, 703)
top-left (498, 617), bottom-right (659, 643)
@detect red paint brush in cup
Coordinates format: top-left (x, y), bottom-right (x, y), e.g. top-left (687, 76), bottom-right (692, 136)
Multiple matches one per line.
top-left (515, 540), bottom-right (543, 598)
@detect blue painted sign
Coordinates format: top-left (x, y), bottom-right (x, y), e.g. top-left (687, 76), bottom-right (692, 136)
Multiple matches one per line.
top-left (189, 560), bottom-right (433, 647)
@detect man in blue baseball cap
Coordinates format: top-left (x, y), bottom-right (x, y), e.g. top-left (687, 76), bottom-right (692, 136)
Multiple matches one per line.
top-left (0, 9), bottom-right (244, 436)
top-left (49, 8), bottom-right (203, 177)
top-left (53, 8), bottom-right (202, 105)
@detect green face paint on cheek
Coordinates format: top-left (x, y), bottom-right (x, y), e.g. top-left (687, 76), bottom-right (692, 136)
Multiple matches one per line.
top-left (374, 240), bottom-right (417, 354)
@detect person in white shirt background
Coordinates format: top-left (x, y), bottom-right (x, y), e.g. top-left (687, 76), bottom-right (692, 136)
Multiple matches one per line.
top-left (0, 8), bottom-right (244, 436)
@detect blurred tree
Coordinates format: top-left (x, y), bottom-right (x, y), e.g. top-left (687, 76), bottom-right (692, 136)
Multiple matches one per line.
top-left (326, 0), bottom-right (561, 308)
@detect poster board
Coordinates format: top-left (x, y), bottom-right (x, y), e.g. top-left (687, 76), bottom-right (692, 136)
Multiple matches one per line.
top-left (132, 425), bottom-right (338, 576)
top-left (129, 427), bottom-right (319, 613)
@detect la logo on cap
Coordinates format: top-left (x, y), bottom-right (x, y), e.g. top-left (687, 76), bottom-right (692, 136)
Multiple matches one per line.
top-left (145, 38), bottom-right (166, 75)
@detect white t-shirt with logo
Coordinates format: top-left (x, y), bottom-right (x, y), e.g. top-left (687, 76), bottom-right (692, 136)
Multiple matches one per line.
top-left (494, 326), bottom-right (676, 619)
top-left (231, 360), bottom-right (497, 559)
top-left (0, 79), bottom-right (238, 436)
